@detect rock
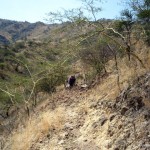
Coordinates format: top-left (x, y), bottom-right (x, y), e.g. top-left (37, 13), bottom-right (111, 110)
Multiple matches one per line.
top-left (143, 110), bottom-right (150, 120)
top-left (80, 84), bottom-right (88, 89)
top-left (145, 144), bottom-right (150, 148)
top-left (118, 124), bottom-right (123, 130)
top-left (47, 133), bottom-right (51, 139)
top-left (84, 139), bottom-right (88, 142)
top-left (89, 102), bottom-right (98, 109)
top-left (92, 115), bottom-right (108, 128)
top-left (114, 139), bottom-right (127, 150)
top-left (92, 122), bottom-right (98, 128)
top-left (64, 122), bottom-right (74, 130)
top-left (120, 107), bottom-right (128, 115)
top-left (15, 65), bottom-right (26, 74)
top-left (39, 139), bottom-right (43, 143)
top-left (103, 140), bottom-right (112, 149)
top-left (128, 96), bottom-right (145, 110)
top-left (108, 130), bottom-right (114, 137)
top-left (99, 116), bottom-right (107, 126)
top-left (109, 114), bottom-right (116, 122)
top-left (58, 140), bottom-right (65, 145)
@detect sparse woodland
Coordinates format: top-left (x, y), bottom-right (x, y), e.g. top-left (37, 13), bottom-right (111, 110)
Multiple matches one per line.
top-left (0, 0), bottom-right (150, 149)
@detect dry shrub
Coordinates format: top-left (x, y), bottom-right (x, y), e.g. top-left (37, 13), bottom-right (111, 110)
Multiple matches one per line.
top-left (87, 47), bottom-right (149, 102)
top-left (11, 107), bottom-right (66, 150)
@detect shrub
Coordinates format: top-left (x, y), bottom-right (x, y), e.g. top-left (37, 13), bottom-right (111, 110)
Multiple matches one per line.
top-left (0, 91), bottom-right (11, 106)
top-left (79, 39), bottom-right (114, 75)
top-left (12, 41), bottom-right (26, 52)
top-left (0, 63), bottom-right (6, 70)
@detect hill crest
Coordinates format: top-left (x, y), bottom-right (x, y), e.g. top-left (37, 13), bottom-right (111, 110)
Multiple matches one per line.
top-left (0, 19), bottom-right (52, 45)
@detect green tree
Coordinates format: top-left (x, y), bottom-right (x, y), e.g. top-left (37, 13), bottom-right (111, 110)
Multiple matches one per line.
top-left (129, 0), bottom-right (150, 44)
top-left (114, 9), bottom-right (135, 60)
top-left (46, 0), bottom-right (146, 85)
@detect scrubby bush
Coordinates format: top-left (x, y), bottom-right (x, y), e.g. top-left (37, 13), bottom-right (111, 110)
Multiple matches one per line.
top-left (35, 64), bottom-right (67, 93)
top-left (30, 64), bottom-right (68, 105)
top-left (12, 41), bottom-right (26, 52)
top-left (129, 0), bottom-right (150, 45)
top-left (0, 91), bottom-right (11, 105)
top-left (0, 63), bottom-right (6, 70)
top-left (0, 48), bottom-right (15, 62)
top-left (79, 38), bottom-right (117, 75)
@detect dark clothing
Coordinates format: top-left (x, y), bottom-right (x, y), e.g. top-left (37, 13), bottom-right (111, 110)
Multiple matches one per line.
top-left (68, 76), bottom-right (76, 87)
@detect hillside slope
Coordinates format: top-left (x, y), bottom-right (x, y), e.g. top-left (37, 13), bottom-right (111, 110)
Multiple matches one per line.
top-left (0, 19), bottom-right (52, 44)
top-left (1, 51), bottom-right (150, 150)
top-left (0, 18), bottom-right (149, 149)
top-left (31, 73), bottom-right (150, 150)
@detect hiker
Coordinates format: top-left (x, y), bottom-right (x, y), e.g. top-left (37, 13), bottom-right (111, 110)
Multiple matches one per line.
top-left (66, 75), bottom-right (76, 88)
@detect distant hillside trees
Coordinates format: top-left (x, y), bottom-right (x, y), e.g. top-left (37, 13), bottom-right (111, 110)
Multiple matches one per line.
top-left (129, 0), bottom-right (150, 45)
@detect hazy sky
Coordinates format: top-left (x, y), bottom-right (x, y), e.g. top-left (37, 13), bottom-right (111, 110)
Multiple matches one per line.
top-left (0, 0), bottom-right (125, 23)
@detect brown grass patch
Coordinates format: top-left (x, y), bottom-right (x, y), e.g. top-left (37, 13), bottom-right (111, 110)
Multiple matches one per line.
top-left (11, 107), bottom-right (66, 150)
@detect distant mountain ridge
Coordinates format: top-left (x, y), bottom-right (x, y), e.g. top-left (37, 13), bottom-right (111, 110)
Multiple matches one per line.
top-left (0, 19), bottom-right (52, 45)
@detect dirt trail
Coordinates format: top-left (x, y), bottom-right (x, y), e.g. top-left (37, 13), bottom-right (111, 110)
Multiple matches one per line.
top-left (30, 88), bottom-right (103, 150)
top-left (30, 73), bottom-right (150, 150)
top-left (2, 71), bottom-right (150, 150)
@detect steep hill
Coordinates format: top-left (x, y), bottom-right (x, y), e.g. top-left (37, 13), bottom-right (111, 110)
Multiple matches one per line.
top-left (0, 19), bottom-right (53, 44)
top-left (0, 44), bottom-right (150, 149)
top-left (0, 15), bottom-right (150, 150)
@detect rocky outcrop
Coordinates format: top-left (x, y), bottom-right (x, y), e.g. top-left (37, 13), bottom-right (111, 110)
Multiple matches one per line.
top-left (98, 73), bottom-right (150, 150)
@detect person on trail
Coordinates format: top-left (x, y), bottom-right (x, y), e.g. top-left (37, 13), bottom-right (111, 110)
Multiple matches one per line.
top-left (67, 75), bottom-right (76, 88)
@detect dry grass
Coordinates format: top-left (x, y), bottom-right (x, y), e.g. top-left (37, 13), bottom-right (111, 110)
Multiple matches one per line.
top-left (143, 99), bottom-right (150, 109)
top-left (84, 44), bottom-right (150, 103)
top-left (11, 107), bottom-right (66, 150)
top-left (77, 102), bottom-right (89, 115)
top-left (6, 43), bottom-right (150, 150)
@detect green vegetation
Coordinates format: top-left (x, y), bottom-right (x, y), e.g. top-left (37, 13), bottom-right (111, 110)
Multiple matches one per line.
top-left (128, 0), bottom-right (150, 45)
top-left (0, 0), bottom-right (149, 117)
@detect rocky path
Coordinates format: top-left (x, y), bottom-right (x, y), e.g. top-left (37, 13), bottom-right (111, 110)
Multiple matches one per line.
top-left (2, 73), bottom-right (150, 150)
top-left (29, 73), bottom-right (150, 150)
